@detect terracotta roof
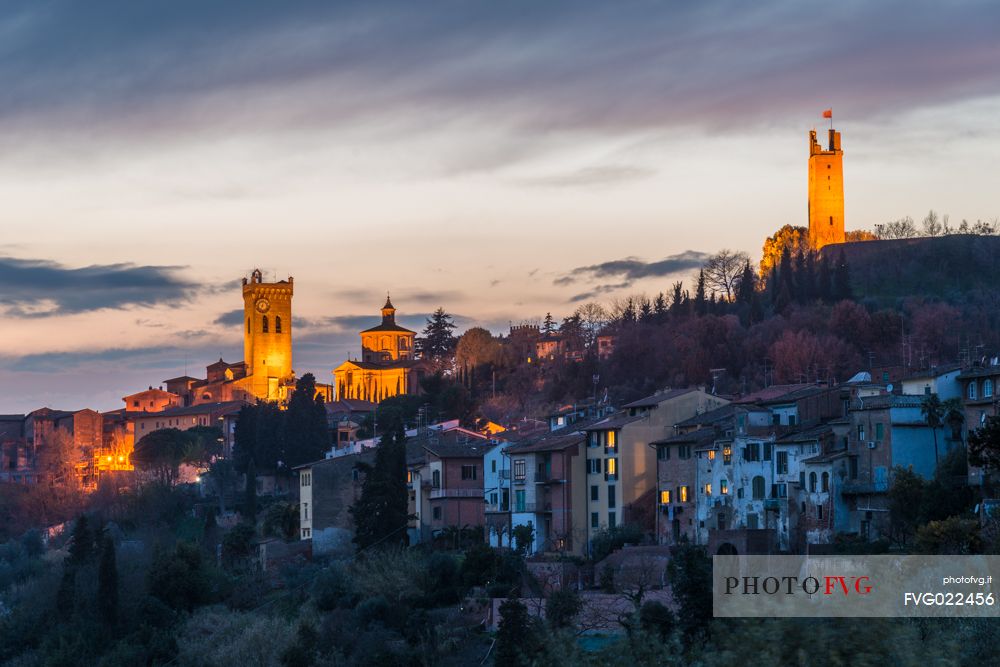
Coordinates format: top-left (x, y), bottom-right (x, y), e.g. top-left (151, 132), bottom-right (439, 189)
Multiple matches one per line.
top-left (421, 429), bottom-right (492, 458)
top-left (162, 375), bottom-right (202, 383)
top-left (650, 426), bottom-right (717, 447)
top-left (735, 383), bottom-right (816, 405)
top-left (621, 388), bottom-right (697, 409)
top-left (361, 322), bottom-right (415, 334)
top-left (674, 403), bottom-right (765, 429)
top-left (506, 432), bottom-right (586, 454)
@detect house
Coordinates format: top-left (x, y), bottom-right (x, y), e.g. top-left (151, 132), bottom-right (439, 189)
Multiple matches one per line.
top-left (900, 363), bottom-right (963, 400)
top-left (582, 387), bottom-right (730, 549)
top-left (421, 431), bottom-right (491, 539)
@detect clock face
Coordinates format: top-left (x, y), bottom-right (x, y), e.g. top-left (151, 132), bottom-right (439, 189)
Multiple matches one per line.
top-left (255, 298), bottom-right (270, 313)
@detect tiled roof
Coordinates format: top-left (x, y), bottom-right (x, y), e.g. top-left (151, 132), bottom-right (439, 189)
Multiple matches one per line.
top-left (135, 401), bottom-right (245, 418)
top-left (674, 403), bottom-right (766, 429)
top-left (506, 432), bottom-right (586, 454)
top-left (735, 383), bottom-right (816, 405)
top-left (650, 426), bottom-right (717, 447)
top-left (958, 366), bottom-right (1000, 380)
top-left (621, 388), bottom-right (696, 409)
top-left (776, 424), bottom-right (833, 443)
top-left (583, 413), bottom-right (644, 431)
top-left (852, 394), bottom-right (926, 410)
top-left (900, 363), bottom-right (963, 381)
top-left (360, 322), bottom-right (415, 334)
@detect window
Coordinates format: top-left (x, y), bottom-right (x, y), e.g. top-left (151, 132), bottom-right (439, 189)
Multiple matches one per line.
top-left (262, 315), bottom-right (269, 333)
top-left (491, 459), bottom-right (497, 473)
top-left (818, 505), bottom-right (824, 520)
top-left (302, 528), bottom-right (311, 538)
top-left (723, 447), bottom-right (732, 464)
top-left (608, 486), bottom-right (616, 508)
top-left (788, 415), bottom-right (796, 427)
top-left (302, 502), bottom-right (309, 520)
top-left (432, 470), bottom-right (441, 488)
top-left (606, 430), bottom-right (617, 450)
top-left (461, 465), bottom-right (477, 480)
top-left (132, 399), bottom-right (139, 407)
top-left (247, 319), bottom-right (251, 333)
top-left (969, 382), bottom-right (978, 400)
top-left (772, 414), bottom-right (780, 426)
top-left (744, 443), bottom-right (760, 462)
top-left (857, 424), bottom-right (866, 441)
top-left (720, 479), bottom-right (728, 495)
top-left (433, 506), bottom-right (442, 520)
top-left (704, 483), bottom-right (712, 495)
top-left (660, 490), bottom-right (671, 504)
top-left (275, 316), bottom-right (282, 334)
top-left (678, 445), bottom-right (691, 460)
top-left (679, 485), bottom-right (689, 503)
top-left (301, 472), bottom-right (311, 487)
top-left (490, 492), bottom-right (497, 506)
top-left (776, 451), bottom-right (788, 474)
top-left (809, 472), bottom-right (817, 492)
top-left (608, 511), bottom-right (617, 527)
top-left (589, 432), bottom-right (599, 448)
top-left (588, 458), bottom-right (602, 475)
top-left (751, 476), bottom-right (765, 499)
top-left (605, 457), bottom-right (618, 480)
top-left (986, 379), bottom-right (995, 399)
top-left (875, 423), bottom-right (884, 440)
top-left (591, 485), bottom-right (599, 501)
top-left (737, 487), bottom-right (744, 499)
top-left (771, 483), bottom-right (787, 498)
top-left (763, 443), bottom-right (772, 461)
top-left (849, 456), bottom-right (858, 479)
top-left (591, 512), bottom-right (599, 528)
top-left (707, 450), bottom-right (716, 461)
top-left (821, 472), bottom-right (830, 492)
top-left (514, 459), bottom-right (526, 481)
top-left (515, 490), bottom-right (526, 512)
top-left (657, 445), bottom-right (669, 460)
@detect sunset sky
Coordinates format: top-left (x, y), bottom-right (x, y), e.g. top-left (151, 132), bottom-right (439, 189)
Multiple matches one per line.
top-left (1, 1), bottom-right (999, 413)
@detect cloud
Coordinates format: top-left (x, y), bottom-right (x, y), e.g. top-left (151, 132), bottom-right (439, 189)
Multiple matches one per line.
top-left (568, 282), bottom-right (632, 303)
top-left (0, 256), bottom-right (200, 317)
top-left (5, 346), bottom-right (190, 373)
top-left (518, 165), bottom-right (656, 188)
top-left (558, 250), bottom-right (710, 287)
top-left (213, 309), bottom-right (245, 327)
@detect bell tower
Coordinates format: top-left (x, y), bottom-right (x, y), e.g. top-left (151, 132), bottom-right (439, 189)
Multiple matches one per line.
top-left (242, 269), bottom-right (294, 400)
top-left (807, 127), bottom-right (845, 250)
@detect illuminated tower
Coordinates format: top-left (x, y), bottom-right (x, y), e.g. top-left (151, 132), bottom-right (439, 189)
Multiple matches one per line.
top-left (807, 128), bottom-right (845, 250)
top-left (242, 269), bottom-right (293, 400)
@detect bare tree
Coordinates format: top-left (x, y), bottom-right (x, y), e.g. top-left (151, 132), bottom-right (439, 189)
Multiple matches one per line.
top-left (702, 249), bottom-right (750, 301)
top-left (922, 210), bottom-right (943, 236)
top-left (574, 302), bottom-right (609, 347)
top-left (874, 216), bottom-right (918, 239)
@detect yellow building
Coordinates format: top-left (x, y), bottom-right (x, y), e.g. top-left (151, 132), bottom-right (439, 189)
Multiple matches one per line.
top-left (239, 269), bottom-right (294, 401)
top-left (807, 127), bottom-right (845, 250)
top-left (333, 296), bottom-right (427, 402)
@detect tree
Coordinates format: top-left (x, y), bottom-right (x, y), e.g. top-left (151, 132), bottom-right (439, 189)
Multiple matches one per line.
top-left (132, 428), bottom-right (191, 486)
top-left (546, 588), bottom-right (582, 630)
top-left (243, 458), bottom-right (257, 523)
top-left (921, 393), bottom-right (944, 465)
top-left (887, 466), bottom-right (924, 546)
top-left (419, 307), bottom-right (457, 361)
top-left (666, 543), bottom-right (711, 646)
top-left (495, 598), bottom-right (538, 667)
top-left (455, 327), bottom-right (501, 372)
top-left (874, 216), bottom-right (918, 239)
top-left (832, 248), bottom-right (853, 301)
top-left (349, 415), bottom-right (409, 550)
top-left (693, 269), bottom-right (707, 315)
top-left (182, 425), bottom-right (224, 469)
top-left (759, 224), bottom-right (808, 279)
top-left (512, 522), bottom-right (534, 556)
top-left (68, 514), bottom-right (94, 566)
top-left (922, 209), bottom-right (943, 237)
top-left (542, 312), bottom-right (555, 334)
top-left (575, 302), bottom-right (609, 347)
top-left (703, 249), bottom-right (750, 301)
top-left (284, 373), bottom-right (329, 467)
top-left (969, 415), bottom-right (1000, 473)
top-left (97, 533), bottom-right (119, 627)
top-left (915, 517), bottom-right (980, 554)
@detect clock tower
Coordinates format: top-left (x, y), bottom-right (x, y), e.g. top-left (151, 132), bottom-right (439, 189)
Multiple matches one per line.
top-left (242, 269), bottom-right (294, 400)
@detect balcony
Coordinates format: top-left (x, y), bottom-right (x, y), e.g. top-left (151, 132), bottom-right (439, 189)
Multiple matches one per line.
top-left (429, 487), bottom-right (485, 500)
top-left (513, 501), bottom-right (552, 513)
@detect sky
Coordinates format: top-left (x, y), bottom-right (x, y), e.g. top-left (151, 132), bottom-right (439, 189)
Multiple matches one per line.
top-left (1, 0), bottom-right (999, 413)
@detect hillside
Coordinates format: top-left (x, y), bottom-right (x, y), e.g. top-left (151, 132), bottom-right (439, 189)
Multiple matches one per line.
top-left (825, 235), bottom-right (1000, 303)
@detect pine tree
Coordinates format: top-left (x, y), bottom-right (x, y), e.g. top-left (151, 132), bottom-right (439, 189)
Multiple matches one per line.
top-left (542, 312), bottom-right (555, 334)
top-left (349, 416), bottom-right (409, 550)
top-left (419, 308), bottom-right (457, 360)
top-left (694, 270), bottom-right (707, 315)
top-left (495, 598), bottom-right (537, 666)
top-left (284, 373), bottom-right (329, 467)
top-left (97, 533), bottom-right (119, 627)
top-left (736, 261), bottom-right (756, 305)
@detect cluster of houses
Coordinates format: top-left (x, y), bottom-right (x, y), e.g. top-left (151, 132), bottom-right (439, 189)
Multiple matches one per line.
top-left (298, 359), bottom-right (1000, 558)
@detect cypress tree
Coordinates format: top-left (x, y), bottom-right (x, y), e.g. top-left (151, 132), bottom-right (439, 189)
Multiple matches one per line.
top-left (97, 534), bottom-right (119, 627)
top-left (68, 515), bottom-right (93, 566)
top-left (285, 373), bottom-right (329, 467)
top-left (694, 270), bottom-right (707, 315)
top-left (349, 415), bottom-right (409, 550)
top-left (244, 458), bottom-right (257, 524)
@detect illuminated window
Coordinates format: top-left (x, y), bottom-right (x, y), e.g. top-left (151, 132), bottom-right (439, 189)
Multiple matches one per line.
top-left (660, 490), bottom-right (671, 504)
top-left (275, 316), bottom-right (282, 334)
top-left (723, 447), bottom-right (732, 464)
top-left (708, 450), bottom-right (716, 461)
top-left (605, 458), bottom-right (617, 480)
top-left (406, 471), bottom-right (412, 484)
top-left (720, 480), bottom-right (728, 495)
top-left (704, 483), bottom-right (712, 495)
top-left (607, 431), bottom-right (616, 450)
top-left (262, 315), bottom-right (269, 333)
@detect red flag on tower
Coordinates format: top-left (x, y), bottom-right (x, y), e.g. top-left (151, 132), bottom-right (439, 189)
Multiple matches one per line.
top-left (822, 109), bottom-right (833, 119)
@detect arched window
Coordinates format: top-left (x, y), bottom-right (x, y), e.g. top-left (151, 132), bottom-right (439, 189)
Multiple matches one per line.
top-left (262, 315), bottom-right (269, 333)
top-left (809, 472), bottom-right (818, 492)
top-left (752, 475), bottom-right (765, 500)
top-left (985, 379), bottom-right (994, 399)
top-left (275, 316), bottom-right (282, 334)
top-left (969, 382), bottom-right (978, 400)
top-left (821, 472), bottom-right (829, 492)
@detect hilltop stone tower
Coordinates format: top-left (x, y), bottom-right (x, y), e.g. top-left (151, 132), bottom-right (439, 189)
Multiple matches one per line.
top-left (807, 128), bottom-right (845, 250)
top-left (242, 269), bottom-right (294, 400)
